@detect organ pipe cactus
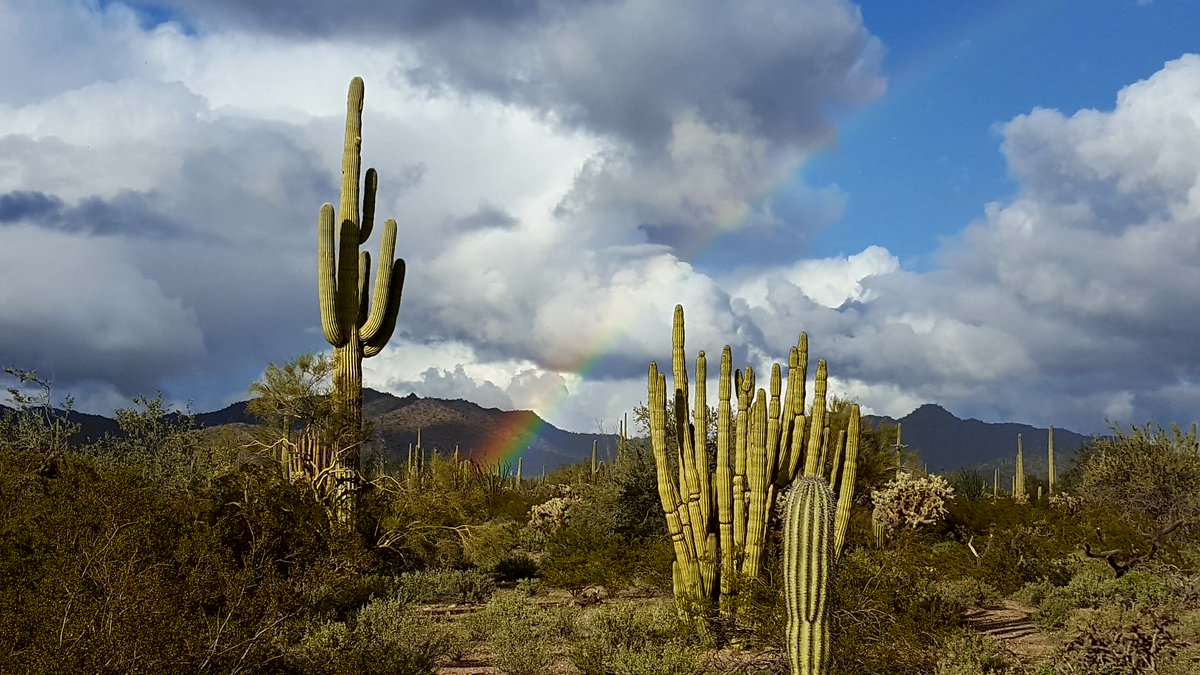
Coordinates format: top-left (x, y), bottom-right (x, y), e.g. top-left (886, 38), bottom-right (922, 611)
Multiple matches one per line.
top-left (318, 77), bottom-right (406, 504)
top-left (647, 305), bottom-right (859, 618)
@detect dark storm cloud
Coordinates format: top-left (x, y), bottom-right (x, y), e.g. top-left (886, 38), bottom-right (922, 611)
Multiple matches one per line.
top-left (448, 203), bottom-right (519, 232)
top-left (126, 0), bottom-right (882, 155)
top-left (70, 192), bottom-right (190, 239)
top-left (123, 0), bottom-right (561, 37)
top-left (0, 189), bottom-right (194, 240)
top-left (0, 191), bottom-right (63, 222)
top-left (398, 1), bottom-right (883, 149)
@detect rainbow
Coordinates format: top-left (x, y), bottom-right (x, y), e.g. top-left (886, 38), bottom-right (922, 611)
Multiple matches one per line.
top-left (471, 410), bottom-right (547, 472)
top-left (450, 4), bottom-right (1049, 471)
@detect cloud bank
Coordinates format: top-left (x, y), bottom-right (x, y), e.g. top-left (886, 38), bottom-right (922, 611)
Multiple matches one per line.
top-left (1, 0), bottom-right (1198, 437)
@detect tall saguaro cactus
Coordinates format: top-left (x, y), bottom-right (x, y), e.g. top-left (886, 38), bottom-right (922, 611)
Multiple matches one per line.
top-left (1047, 425), bottom-right (1055, 495)
top-left (317, 77), bottom-right (406, 501)
top-left (1014, 433), bottom-right (1026, 502)
top-left (647, 305), bottom-right (859, 618)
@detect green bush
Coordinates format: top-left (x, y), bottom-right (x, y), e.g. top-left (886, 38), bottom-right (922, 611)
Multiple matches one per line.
top-left (515, 577), bottom-right (546, 597)
top-left (291, 596), bottom-right (464, 675)
top-left (465, 594), bottom-right (555, 675)
top-left (1046, 604), bottom-right (1186, 674)
top-left (393, 568), bottom-right (497, 604)
top-left (1042, 561), bottom-right (1177, 612)
top-left (933, 631), bottom-right (1024, 675)
top-left (569, 601), bottom-right (699, 675)
top-left (1031, 596), bottom-right (1075, 630)
top-left (491, 552), bottom-right (539, 582)
top-left (830, 548), bottom-right (965, 674)
top-left (932, 577), bottom-right (1002, 614)
top-left (0, 447), bottom-right (364, 674)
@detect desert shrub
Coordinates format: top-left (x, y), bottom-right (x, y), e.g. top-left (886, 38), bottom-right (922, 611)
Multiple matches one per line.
top-left (310, 573), bottom-right (403, 619)
top-left (391, 568), bottom-right (496, 604)
top-left (597, 641), bottom-right (702, 675)
top-left (1068, 424), bottom-right (1200, 530)
top-left (1043, 560), bottom-right (1178, 612)
top-left (291, 595), bottom-right (464, 675)
top-left (948, 467), bottom-right (991, 503)
top-left (830, 548), bottom-right (966, 674)
top-left (933, 631), bottom-right (1024, 675)
top-left (569, 601), bottom-right (699, 675)
top-left (491, 551), bottom-right (539, 582)
top-left (543, 603), bottom-right (582, 639)
top-left (465, 594), bottom-right (554, 675)
top-left (932, 577), bottom-right (1002, 614)
top-left (581, 600), bottom-right (684, 649)
top-left (515, 577), bottom-right (546, 597)
top-left (0, 368), bottom-right (81, 454)
top-left (1032, 596), bottom-right (1076, 631)
top-left (0, 445), bottom-right (364, 674)
top-left (1046, 604), bottom-right (1186, 674)
top-left (375, 459), bottom-right (539, 571)
top-left (538, 512), bottom-right (673, 593)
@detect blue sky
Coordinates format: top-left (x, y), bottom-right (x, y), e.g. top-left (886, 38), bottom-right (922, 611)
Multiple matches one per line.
top-left (809, 1), bottom-right (1200, 263)
top-left (2, 0), bottom-right (1199, 437)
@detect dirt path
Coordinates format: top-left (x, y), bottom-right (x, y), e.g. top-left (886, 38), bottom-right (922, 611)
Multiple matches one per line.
top-left (963, 600), bottom-right (1059, 665)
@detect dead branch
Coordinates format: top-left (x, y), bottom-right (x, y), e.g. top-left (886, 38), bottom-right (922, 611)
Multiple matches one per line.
top-left (1083, 520), bottom-right (1186, 577)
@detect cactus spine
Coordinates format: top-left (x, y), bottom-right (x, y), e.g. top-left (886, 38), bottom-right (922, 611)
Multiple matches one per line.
top-left (318, 77), bottom-right (406, 505)
top-left (783, 477), bottom-right (835, 675)
top-left (647, 305), bottom-right (859, 618)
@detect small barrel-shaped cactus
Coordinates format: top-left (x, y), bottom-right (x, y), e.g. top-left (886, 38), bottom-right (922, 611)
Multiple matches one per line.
top-left (783, 476), bottom-right (835, 675)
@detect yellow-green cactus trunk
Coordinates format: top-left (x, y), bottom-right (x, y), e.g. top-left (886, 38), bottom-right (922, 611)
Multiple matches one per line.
top-left (316, 77), bottom-right (406, 514)
top-left (646, 305), bottom-right (859, 620)
top-left (783, 477), bottom-right (834, 675)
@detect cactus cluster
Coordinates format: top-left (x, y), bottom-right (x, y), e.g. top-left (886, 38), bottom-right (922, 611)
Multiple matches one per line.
top-left (646, 305), bottom-right (859, 620)
top-left (317, 77), bottom-right (406, 506)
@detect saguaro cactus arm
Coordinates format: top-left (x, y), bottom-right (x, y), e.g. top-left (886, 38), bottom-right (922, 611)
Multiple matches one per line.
top-left (317, 77), bottom-right (405, 360)
top-left (312, 77), bottom-right (407, 517)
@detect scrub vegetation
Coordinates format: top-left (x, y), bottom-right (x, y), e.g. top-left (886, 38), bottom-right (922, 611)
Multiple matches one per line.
top-left (3, 353), bottom-right (1199, 674)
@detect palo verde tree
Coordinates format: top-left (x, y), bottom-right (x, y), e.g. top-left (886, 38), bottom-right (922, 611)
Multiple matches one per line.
top-left (317, 77), bottom-right (406, 509)
top-left (247, 352), bottom-right (335, 441)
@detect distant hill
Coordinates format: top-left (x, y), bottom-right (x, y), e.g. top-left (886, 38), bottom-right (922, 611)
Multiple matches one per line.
top-left (4, 396), bottom-right (1096, 479)
top-left (865, 404), bottom-right (1094, 478)
top-left (0, 403), bottom-right (121, 442)
top-left (3, 390), bottom-right (616, 474)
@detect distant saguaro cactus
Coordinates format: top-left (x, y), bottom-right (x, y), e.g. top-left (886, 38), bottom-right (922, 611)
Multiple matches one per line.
top-left (1014, 434), bottom-right (1026, 503)
top-left (317, 77), bottom-right (406, 507)
top-left (1047, 425), bottom-right (1055, 495)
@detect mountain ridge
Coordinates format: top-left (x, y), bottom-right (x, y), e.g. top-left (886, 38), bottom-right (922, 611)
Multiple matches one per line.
top-left (2, 396), bottom-right (1094, 475)
top-left (865, 403), bottom-right (1093, 476)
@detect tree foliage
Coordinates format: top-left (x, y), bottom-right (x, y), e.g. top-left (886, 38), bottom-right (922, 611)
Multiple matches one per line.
top-left (247, 352), bottom-right (336, 439)
top-left (1072, 423), bottom-right (1200, 528)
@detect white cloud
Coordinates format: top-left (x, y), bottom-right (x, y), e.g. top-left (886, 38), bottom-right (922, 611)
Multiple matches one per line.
top-left (5, 0), bottom-right (1200, 442)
